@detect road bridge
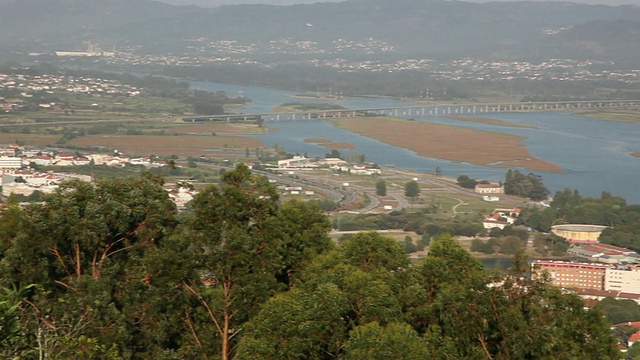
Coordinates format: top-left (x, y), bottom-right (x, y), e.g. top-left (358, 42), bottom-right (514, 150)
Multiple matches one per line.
top-left (182, 99), bottom-right (640, 123)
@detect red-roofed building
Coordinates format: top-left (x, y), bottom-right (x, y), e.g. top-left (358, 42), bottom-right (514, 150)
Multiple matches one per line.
top-left (482, 207), bottom-right (521, 230)
top-left (628, 331), bottom-right (640, 347)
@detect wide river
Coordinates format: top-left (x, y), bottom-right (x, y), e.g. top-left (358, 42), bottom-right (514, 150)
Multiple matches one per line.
top-left (191, 80), bottom-right (640, 204)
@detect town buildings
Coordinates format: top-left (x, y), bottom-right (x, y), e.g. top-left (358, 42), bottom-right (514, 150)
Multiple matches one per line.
top-left (532, 258), bottom-right (640, 303)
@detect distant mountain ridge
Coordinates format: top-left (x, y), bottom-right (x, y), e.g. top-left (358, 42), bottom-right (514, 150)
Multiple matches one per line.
top-left (1, 0), bottom-right (639, 63)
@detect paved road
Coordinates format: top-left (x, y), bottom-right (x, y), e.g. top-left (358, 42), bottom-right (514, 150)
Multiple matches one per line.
top-left (198, 163), bottom-right (354, 205)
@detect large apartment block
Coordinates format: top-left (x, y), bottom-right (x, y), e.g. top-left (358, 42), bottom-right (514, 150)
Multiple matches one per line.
top-left (531, 260), bottom-right (609, 291)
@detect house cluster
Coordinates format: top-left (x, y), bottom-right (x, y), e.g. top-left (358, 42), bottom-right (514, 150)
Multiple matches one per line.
top-left (0, 145), bottom-right (168, 169)
top-left (612, 321), bottom-right (640, 353)
top-left (276, 156), bottom-right (381, 175)
top-left (1, 169), bottom-right (92, 197)
top-left (482, 207), bottom-right (521, 230)
top-left (531, 260), bottom-right (640, 304)
top-left (164, 184), bottom-right (197, 211)
top-left (0, 144), bottom-right (168, 198)
top-left (0, 72), bottom-right (141, 112)
top-left (86, 42), bottom-right (639, 85)
top-left (0, 97), bottom-right (24, 112)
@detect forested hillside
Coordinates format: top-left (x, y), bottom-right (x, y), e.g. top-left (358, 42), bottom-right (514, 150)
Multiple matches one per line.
top-left (0, 165), bottom-right (620, 358)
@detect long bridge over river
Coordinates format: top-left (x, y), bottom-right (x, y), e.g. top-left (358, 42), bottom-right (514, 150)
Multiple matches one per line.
top-left (183, 99), bottom-right (640, 122)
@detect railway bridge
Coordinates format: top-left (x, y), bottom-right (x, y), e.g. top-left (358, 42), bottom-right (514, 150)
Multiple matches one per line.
top-left (182, 99), bottom-right (640, 123)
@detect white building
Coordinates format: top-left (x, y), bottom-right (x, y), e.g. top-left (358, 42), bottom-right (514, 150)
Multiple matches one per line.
top-left (0, 157), bottom-right (23, 169)
top-left (277, 156), bottom-right (313, 168)
top-left (475, 183), bottom-right (504, 194)
top-left (1, 183), bottom-right (57, 197)
top-left (605, 267), bottom-right (640, 294)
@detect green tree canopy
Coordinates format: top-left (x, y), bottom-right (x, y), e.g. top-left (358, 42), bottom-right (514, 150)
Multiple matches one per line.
top-left (404, 180), bottom-right (420, 198)
top-left (375, 180), bottom-right (387, 196)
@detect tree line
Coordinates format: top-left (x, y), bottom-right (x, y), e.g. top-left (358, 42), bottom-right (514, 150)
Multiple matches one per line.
top-left (457, 170), bottom-right (550, 201)
top-left (0, 165), bottom-right (620, 358)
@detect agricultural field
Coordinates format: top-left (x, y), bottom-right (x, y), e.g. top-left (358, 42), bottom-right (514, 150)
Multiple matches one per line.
top-left (67, 134), bottom-right (264, 157)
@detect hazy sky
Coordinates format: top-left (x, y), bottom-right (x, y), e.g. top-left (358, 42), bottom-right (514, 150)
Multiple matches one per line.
top-left (160, 0), bottom-right (640, 6)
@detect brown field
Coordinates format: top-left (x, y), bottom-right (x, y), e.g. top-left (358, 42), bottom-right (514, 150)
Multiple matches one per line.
top-left (446, 116), bottom-right (537, 129)
top-left (0, 133), bottom-right (61, 147)
top-left (332, 116), bottom-right (563, 172)
top-left (68, 135), bottom-right (264, 157)
top-left (169, 123), bottom-right (265, 134)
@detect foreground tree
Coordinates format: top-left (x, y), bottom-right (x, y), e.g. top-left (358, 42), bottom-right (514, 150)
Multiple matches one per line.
top-left (237, 232), bottom-right (409, 358)
top-left (344, 322), bottom-right (428, 360)
top-left (0, 175), bottom-right (178, 357)
top-left (182, 164), bottom-right (332, 359)
top-left (239, 233), bottom-right (620, 359)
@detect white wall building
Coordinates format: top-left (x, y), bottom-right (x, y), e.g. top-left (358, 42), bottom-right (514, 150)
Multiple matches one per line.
top-left (0, 157), bottom-right (23, 169)
top-left (605, 267), bottom-right (640, 294)
top-left (277, 156), bottom-right (313, 168)
top-left (475, 183), bottom-right (504, 194)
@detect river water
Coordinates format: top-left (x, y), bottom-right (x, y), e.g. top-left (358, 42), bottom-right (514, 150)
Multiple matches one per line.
top-left (190, 80), bottom-right (640, 204)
